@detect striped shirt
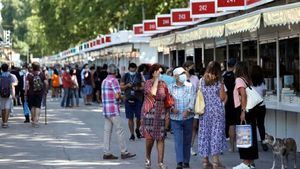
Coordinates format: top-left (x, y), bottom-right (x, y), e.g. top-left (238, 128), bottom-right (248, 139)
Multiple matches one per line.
top-left (101, 75), bottom-right (121, 117)
top-left (169, 82), bottom-right (196, 121)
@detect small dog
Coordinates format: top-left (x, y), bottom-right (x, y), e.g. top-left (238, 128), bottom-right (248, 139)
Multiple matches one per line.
top-left (263, 133), bottom-right (297, 169)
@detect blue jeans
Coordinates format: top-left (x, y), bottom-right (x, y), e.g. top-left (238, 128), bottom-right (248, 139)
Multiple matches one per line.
top-left (171, 118), bottom-right (193, 164)
top-left (61, 88), bottom-right (70, 107)
top-left (70, 88), bottom-right (79, 106)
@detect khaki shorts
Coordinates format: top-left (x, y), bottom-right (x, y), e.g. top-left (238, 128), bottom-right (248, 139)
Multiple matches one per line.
top-left (0, 97), bottom-right (12, 110)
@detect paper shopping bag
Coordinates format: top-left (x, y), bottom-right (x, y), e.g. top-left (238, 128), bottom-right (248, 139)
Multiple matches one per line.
top-left (236, 124), bottom-right (252, 148)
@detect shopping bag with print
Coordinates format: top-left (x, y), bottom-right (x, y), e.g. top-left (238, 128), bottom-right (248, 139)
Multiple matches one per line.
top-left (236, 123), bottom-right (252, 148)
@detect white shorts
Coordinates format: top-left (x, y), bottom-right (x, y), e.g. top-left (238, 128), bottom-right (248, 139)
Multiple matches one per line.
top-left (0, 97), bottom-right (12, 110)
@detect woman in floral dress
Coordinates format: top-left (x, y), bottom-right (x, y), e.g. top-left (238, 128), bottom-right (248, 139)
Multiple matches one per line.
top-left (141, 63), bottom-right (169, 169)
top-left (198, 61), bottom-right (227, 169)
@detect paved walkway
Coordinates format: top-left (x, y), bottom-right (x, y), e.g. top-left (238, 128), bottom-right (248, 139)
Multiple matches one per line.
top-left (0, 98), bottom-right (299, 169)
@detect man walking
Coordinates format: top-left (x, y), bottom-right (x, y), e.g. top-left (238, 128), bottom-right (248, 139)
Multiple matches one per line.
top-left (25, 62), bottom-right (48, 127)
top-left (120, 63), bottom-right (144, 141)
top-left (0, 63), bottom-right (16, 128)
top-left (101, 64), bottom-right (136, 160)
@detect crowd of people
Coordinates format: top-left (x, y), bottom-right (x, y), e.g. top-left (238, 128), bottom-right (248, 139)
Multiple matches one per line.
top-left (100, 59), bottom-right (268, 169)
top-left (0, 58), bottom-right (268, 169)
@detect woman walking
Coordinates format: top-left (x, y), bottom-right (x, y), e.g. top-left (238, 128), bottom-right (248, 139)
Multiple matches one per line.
top-left (52, 69), bottom-right (60, 99)
top-left (70, 69), bottom-right (79, 107)
top-left (141, 64), bottom-right (169, 169)
top-left (198, 61), bottom-right (227, 169)
top-left (233, 62), bottom-right (259, 169)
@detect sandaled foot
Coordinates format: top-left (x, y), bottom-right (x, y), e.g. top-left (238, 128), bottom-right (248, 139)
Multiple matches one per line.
top-left (145, 159), bottom-right (151, 169)
top-left (203, 161), bottom-right (213, 169)
top-left (212, 161), bottom-right (225, 169)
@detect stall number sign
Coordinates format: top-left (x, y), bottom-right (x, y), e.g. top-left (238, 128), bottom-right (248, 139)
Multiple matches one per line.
top-left (218, 0), bottom-right (245, 7)
top-left (191, 1), bottom-right (215, 15)
top-left (144, 21), bottom-right (157, 31)
top-left (247, 0), bottom-right (261, 5)
top-left (172, 11), bottom-right (193, 23)
top-left (105, 36), bottom-right (111, 43)
top-left (134, 26), bottom-right (143, 35)
top-left (157, 17), bottom-right (171, 27)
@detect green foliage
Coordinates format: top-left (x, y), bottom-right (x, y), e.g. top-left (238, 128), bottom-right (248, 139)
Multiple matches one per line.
top-left (1, 0), bottom-right (188, 57)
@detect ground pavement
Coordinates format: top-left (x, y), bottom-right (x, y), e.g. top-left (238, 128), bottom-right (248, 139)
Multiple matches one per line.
top-left (0, 98), bottom-right (299, 169)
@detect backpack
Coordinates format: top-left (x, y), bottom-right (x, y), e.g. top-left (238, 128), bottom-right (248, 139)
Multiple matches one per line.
top-left (31, 73), bottom-right (44, 94)
top-left (0, 74), bottom-right (12, 98)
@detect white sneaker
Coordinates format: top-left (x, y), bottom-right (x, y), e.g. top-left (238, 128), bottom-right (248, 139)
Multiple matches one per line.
top-left (190, 148), bottom-right (197, 156)
top-left (233, 163), bottom-right (252, 169)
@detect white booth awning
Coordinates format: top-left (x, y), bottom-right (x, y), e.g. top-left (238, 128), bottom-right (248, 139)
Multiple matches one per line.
top-left (225, 14), bottom-right (261, 36)
top-left (150, 34), bottom-right (176, 47)
top-left (264, 4), bottom-right (300, 27)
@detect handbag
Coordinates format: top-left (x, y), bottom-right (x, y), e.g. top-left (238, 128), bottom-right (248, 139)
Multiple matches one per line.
top-left (194, 78), bottom-right (205, 115)
top-left (241, 78), bottom-right (263, 112)
top-left (164, 86), bottom-right (174, 108)
top-left (236, 121), bottom-right (252, 148)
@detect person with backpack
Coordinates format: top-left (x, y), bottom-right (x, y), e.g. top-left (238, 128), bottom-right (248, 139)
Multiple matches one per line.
top-left (25, 62), bottom-right (48, 128)
top-left (0, 63), bottom-right (17, 128)
top-left (120, 63), bottom-right (145, 141)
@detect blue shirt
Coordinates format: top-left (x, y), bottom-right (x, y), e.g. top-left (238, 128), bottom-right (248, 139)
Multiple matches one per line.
top-left (169, 82), bottom-right (196, 121)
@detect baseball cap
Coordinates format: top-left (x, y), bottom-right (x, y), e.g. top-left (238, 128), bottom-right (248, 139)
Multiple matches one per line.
top-left (173, 67), bottom-right (185, 75)
top-left (228, 58), bottom-right (237, 68)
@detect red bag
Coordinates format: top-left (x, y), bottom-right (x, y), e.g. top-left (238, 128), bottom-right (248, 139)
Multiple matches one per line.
top-left (164, 86), bottom-right (174, 108)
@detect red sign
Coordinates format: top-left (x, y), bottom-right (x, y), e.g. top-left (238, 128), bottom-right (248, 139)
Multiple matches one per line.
top-left (101, 37), bottom-right (105, 44)
top-left (133, 25), bottom-right (143, 35)
top-left (247, 0), bottom-right (260, 5)
top-left (96, 39), bottom-right (101, 45)
top-left (143, 20), bottom-right (157, 32)
top-left (218, 0), bottom-right (245, 7)
top-left (105, 36), bottom-right (111, 43)
top-left (157, 15), bottom-right (172, 28)
top-left (191, 0), bottom-right (216, 15)
top-left (172, 9), bottom-right (193, 25)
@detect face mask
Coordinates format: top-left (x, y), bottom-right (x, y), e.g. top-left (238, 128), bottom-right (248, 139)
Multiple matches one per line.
top-left (66, 69), bottom-right (70, 73)
top-left (179, 74), bottom-right (187, 83)
top-left (129, 71), bottom-right (136, 76)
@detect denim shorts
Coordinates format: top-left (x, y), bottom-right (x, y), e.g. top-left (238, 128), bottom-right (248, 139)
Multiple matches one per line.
top-left (125, 99), bottom-right (142, 120)
top-left (83, 85), bottom-right (93, 95)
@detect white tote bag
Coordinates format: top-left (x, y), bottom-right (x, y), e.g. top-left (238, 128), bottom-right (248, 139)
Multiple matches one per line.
top-left (242, 78), bottom-right (263, 112)
top-left (236, 124), bottom-right (252, 148)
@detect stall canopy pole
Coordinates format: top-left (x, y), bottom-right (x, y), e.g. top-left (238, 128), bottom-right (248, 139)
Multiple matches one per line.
top-left (168, 48), bottom-right (171, 68)
top-left (202, 43), bottom-right (205, 68)
top-left (257, 32), bottom-right (260, 66)
top-left (276, 32), bottom-right (280, 102)
top-left (213, 38), bottom-right (216, 61)
top-left (299, 33), bottom-right (300, 92)
top-left (240, 34), bottom-right (243, 61)
top-left (176, 49), bottom-right (179, 67)
top-left (226, 37), bottom-right (229, 64)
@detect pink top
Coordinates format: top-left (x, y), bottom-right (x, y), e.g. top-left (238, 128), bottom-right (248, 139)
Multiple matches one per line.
top-left (233, 77), bottom-right (247, 108)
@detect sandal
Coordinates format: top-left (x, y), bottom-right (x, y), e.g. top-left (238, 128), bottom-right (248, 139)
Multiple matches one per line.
top-left (203, 161), bottom-right (213, 169)
top-left (2, 123), bottom-right (8, 128)
top-left (158, 162), bottom-right (167, 169)
top-left (145, 159), bottom-right (151, 169)
top-left (212, 161), bottom-right (226, 169)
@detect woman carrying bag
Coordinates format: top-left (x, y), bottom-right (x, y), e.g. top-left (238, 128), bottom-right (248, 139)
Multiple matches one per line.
top-left (233, 62), bottom-right (259, 169)
top-left (197, 61), bottom-right (227, 169)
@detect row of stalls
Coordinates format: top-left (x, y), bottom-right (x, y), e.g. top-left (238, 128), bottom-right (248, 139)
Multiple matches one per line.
top-left (41, 30), bottom-right (158, 75)
top-left (148, 1), bottom-right (300, 150)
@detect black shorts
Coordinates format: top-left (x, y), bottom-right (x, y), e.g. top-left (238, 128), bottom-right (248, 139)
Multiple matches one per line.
top-left (28, 94), bottom-right (43, 109)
